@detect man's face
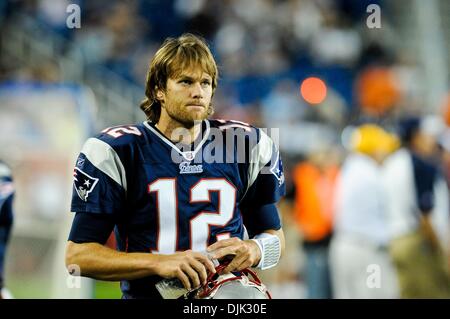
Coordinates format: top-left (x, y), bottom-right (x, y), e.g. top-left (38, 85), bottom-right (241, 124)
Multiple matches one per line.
top-left (413, 131), bottom-right (438, 157)
top-left (158, 68), bottom-right (213, 127)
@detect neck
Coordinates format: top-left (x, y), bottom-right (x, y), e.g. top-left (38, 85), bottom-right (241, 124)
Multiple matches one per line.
top-left (156, 113), bottom-right (202, 144)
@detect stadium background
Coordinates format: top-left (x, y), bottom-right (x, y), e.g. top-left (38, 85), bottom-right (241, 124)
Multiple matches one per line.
top-left (0, 0), bottom-right (449, 298)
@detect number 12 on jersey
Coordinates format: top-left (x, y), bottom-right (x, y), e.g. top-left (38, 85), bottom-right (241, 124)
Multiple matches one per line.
top-left (148, 178), bottom-right (236, 253)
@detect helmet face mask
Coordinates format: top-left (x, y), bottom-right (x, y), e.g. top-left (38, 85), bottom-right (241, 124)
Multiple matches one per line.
top-left (184, 263), bottom-right (272, 299)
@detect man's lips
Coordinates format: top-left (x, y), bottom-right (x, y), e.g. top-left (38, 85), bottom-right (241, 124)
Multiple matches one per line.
top-left (186, 104), bottom-right (205, 108)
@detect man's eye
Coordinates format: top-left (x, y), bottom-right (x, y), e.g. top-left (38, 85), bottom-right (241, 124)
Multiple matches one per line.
top-left (202, 81), bottom-right (211, 86)
top-left (180, 79), bottom-right (191, 84)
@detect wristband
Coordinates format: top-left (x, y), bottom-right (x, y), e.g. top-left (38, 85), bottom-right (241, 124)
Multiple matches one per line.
top-left (251, 233), bottom-right (281, 270)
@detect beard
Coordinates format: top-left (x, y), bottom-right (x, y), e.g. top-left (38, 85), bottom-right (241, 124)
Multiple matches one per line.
top-left (165, 103), bottom-right (212, 128)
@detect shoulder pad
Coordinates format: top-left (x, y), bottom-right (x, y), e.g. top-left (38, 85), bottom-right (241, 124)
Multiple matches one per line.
top-left (94, 124), bottom-right (145, 148)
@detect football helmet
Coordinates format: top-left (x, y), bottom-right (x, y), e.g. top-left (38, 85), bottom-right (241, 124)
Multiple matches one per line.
top-left (188, 262), bottom-right (272, 299)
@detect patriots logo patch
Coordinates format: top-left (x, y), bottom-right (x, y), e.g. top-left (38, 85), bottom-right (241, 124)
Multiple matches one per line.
top-left (270, 152), bottom-right (285, 186)
top-left (73, 167), bottom-right (99, 202)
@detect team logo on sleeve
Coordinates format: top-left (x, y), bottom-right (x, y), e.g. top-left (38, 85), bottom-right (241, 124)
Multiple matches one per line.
top-left (269, 152), bottom-right (285, 186)
top-left (73, 167), bottom-right (99, 201)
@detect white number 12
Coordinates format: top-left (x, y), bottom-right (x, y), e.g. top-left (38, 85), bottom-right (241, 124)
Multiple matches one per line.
top-left (148, 178), bottom-right (236, 253)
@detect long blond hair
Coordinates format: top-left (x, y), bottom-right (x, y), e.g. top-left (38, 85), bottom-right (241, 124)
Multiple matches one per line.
top-left (140, 33), bottom-right (219, 122)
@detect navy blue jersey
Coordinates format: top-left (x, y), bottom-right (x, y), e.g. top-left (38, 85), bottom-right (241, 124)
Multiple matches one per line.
top-left (0, 161), bottom-right (14, 289)
top-left (70, 119), bottom-right (285, 298)
top-left (411, 152), bottom-right (438, 214)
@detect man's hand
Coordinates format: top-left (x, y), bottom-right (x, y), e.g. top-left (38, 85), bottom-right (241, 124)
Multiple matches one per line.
top-left (155, 250), bottom-right (216, 290)
top-left (419, 215), bottom-right (443, 254)
top-left (206, 237), bottom-right (261, 273)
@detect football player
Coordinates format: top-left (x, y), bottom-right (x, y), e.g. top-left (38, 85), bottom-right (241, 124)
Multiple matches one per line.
top-left (65, 34), bottom-right (285, 299)
top-left (0, 160), bottom-right (14, 299)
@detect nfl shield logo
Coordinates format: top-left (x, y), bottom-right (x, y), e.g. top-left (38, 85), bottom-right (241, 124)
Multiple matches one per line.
top-left (73, 167), bottom-right (99, 201)
top-left (182, 151), bottom-right (194, 161)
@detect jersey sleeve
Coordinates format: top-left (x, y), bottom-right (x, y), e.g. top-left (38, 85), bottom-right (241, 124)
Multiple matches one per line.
top-left (240, 129), bottom-right (285, 232)
top-left (70, 136), bottom-right (128, 215)
top-left (242, 129), bottom-right (286, 206)
top-left (68, 212), bottom-right (116, 244)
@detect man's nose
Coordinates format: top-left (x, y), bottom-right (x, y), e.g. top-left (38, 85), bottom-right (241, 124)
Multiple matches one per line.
top-left (190, 82), bottom-right (204, 98)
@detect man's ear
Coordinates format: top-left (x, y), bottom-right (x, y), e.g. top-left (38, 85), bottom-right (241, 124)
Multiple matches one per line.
top-left (155, 87), bottom-right (164, 101)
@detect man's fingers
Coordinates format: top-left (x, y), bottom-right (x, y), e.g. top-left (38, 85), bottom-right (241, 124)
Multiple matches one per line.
top-left (192, 252), bottom-right (217, 274)
top-left (206, 240), bottom-right (228, 251)
top-left (223, 254), bottom-right (247, 273)
top-left (189, 259), bottom-right (208, 285)
top-left (208, 246), bottom-right (238, 260)
top-left (207, 238), bottom-right (237, 252)
top-left (181, 263), bottom-right (201, 289)
top-left (176, 269), bottom-right (191, 291)
top-left (232, 258), bottom-right (253, 272)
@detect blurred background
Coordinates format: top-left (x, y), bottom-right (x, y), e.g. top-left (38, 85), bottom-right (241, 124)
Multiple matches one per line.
top-left (0, 0), bottom-right (449, 298)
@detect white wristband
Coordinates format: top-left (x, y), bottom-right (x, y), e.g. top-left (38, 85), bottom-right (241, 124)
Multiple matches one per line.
top-left (251, 233), bottom-right (281, 270)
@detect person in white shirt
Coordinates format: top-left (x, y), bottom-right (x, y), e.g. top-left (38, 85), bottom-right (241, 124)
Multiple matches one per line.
top-left (330, 124), bottom-right (400, 299)
top-left (383, 116), bottom-right (450, 298)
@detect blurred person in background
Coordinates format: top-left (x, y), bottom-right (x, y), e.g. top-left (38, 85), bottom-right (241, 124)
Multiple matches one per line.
top-left (437, 127), bottom-right (450, 269)
top-left (329, 124), bottom-right (400, 299)
top-left (291, 146), bottom-right (340, 299)
top-left (0, 160), bottom-right (14, 299)
top-left (383, 116), bottom-right (450, 298)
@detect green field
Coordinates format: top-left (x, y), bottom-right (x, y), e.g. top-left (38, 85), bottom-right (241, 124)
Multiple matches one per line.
top-left (93, 281), bottom-right (122, 299)
top-left (7, 276), bottom-right (122, 299)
